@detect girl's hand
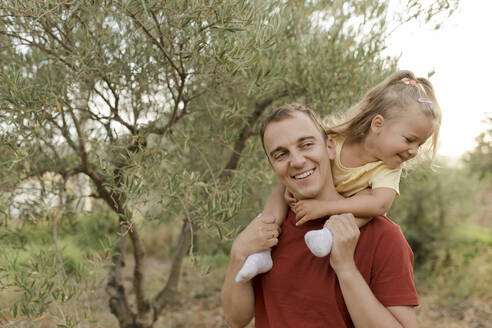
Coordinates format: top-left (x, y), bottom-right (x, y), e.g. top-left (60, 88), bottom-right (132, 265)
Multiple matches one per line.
top-left (231, 213), bottom-right (281, 260)
top-left (284, 189), bottom-right (297, 211)
top-left (294, 199), bottom-right (330, 226)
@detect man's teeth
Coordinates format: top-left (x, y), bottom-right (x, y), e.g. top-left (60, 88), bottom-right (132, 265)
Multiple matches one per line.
top-left (294, 170), bottom-right (314, 179)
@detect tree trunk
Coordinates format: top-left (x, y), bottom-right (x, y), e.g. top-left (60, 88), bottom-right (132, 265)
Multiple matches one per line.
top-left (106, 222), bottom-right (135, 327)
top-left (118, 322), bottom-right (154, 328)
top-left (153, 219), bottom-right (194, 317)
top-left (106, 213), bottom-right (155, 327)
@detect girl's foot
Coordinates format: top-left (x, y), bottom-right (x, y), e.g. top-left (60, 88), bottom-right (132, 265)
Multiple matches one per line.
top-left (304, 227), bottom-right (333, 257)
top-left (235, 249), bottom-right (273, 283)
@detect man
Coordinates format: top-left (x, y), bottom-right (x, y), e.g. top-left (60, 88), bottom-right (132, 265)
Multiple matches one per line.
top-left (221, 104), bottom-right (418, 327)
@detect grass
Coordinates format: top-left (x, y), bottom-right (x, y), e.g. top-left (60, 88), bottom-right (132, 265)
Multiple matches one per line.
top-left (415, 222), bottom-right (492, 303)
top-left (455, 222), bottom-right (492, 245)
top-left (0, 212), bottom-right (113, 327)
top-left (1, 209), bottom-right (491, 327)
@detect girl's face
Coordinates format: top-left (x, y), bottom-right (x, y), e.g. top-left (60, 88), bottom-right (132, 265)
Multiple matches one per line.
top-left (370, 109), bottom-right (435, 169)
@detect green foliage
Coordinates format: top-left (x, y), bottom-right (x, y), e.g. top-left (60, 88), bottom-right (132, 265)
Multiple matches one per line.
top-left (64, 211), bottom-right (118, 251)
top-left (0, 248), bottom-right (103, 326)
top-left (0, 212), bottom-right (112, 325)
top-left (0, 0), bottom-right (459, 243)
top-left (465, 116), bottom-right (492, 180)
top-left (0, 0), bottom-right (400, 229)
top-left (456, 223), bottom-right (492, 246)
top-left (389, 161), bottom-right (491, 302)
top-left (2, 251), bottom-right (79, 316)
top-left (388, 162), bottom-right (479, 265)
top-left (416, 224), bottom-right (492, 302)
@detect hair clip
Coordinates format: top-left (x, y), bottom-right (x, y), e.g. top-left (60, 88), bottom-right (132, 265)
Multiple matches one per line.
top-left (402, 78), bottom-right (417, 86)
top-left (417, 98), bottom-right (432, 104)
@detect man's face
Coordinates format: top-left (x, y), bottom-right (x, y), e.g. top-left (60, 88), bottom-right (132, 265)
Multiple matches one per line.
top-left (263, 112), bottom-right (335, 200)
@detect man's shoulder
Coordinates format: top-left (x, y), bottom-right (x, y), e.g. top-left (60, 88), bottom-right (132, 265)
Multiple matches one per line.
top-left (365, 215), bottom-right (407, 240)
top-left (360, 216), bottom-right (414, 259)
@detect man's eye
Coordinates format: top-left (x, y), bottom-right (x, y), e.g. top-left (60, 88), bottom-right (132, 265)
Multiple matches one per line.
top-left (301, 142), bottom-right (313, 148)
top-left (274, 153), bottom-right (285, 160)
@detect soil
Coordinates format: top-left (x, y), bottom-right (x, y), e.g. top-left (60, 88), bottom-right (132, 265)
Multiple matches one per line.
top-left (2, 255), bottom-right (490, 327)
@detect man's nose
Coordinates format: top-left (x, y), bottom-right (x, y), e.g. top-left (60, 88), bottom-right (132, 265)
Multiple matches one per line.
top-left (290, 150), bottom-right (306, 168)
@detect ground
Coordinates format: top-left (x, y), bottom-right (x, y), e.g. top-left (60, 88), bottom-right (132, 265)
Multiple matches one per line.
top-left (2, 253), bottom-right (491, 327)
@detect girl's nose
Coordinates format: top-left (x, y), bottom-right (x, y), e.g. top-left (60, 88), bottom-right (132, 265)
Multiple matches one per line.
top-left (408, 147), bottom-right (417, 157)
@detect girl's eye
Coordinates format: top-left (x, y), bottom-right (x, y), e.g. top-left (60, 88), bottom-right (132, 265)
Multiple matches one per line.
top-left (404, 137), bottom-right (413, 143)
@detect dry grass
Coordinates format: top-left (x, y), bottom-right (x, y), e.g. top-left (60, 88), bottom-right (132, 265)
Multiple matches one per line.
top-left (2, 250), bottom-right (491, 328)
top-left (2, 193), bottom-right (491, 327)
top-left (417, 292), bottom-right (492, 328)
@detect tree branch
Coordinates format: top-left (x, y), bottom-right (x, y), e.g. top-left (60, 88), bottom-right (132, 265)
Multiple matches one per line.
top-left (150, 9), bottom-right (165, 46)
top-left (47, 105), bottom-right (78, 154)
top-left (124, 5), bottom-right (184, 78)
top-left (65, 102), bottom-right (89, 169)
top-left (220, 90), bottom-right (291, 179)
top-left (0, 31), bottom-right (77, 71)
top-left (39, 18), bottom-right (75, 55)
top-left (93, 85), bottom-right (136, 135)
top-left (73, 104), bottom-right (116, 142)
top-left (129, 225), bottom-right (154, 324)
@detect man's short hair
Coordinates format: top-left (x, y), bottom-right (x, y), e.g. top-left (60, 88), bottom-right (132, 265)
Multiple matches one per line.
top-left (259, 103), bottom-right (328, 152)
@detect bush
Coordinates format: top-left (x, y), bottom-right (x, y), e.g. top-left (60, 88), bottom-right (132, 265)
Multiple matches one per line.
top-left (388, 162), bottom-right (479, 265)
top-left (416, 223), bottom-right (492, 302)
top-left (0, 210), bottom-right (114, 326)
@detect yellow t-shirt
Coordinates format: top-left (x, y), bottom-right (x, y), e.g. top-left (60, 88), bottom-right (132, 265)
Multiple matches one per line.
top-left (332, 136), bottom-right (402, 197)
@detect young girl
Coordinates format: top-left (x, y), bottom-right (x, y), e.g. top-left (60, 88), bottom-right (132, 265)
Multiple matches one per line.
top-left (235, 70), bottom-right (442, 283)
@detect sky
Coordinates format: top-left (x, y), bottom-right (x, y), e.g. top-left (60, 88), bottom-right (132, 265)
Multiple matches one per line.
top-left (383, 1), bottom-right (492, 159)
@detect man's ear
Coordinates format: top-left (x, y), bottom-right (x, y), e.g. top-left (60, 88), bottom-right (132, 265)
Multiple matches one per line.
top-left (326, 137), bottom-right (336, 160)
top-left (370, 114), bottom-right (385, 133)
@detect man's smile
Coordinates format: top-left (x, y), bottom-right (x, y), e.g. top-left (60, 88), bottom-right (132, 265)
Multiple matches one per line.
top-left (292, 168), bottom-right (315, 180)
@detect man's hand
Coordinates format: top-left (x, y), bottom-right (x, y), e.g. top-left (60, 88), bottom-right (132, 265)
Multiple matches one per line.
top-left (294, 199), bottom-right (329, 226)
top-left (231, 213), bottom-right (281, 261)
top-left (325, 214), bottom-right (417, 327)
top-left (324, 213), bottom-right (360, 274)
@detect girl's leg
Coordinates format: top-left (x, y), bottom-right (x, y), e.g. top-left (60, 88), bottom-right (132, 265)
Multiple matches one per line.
top-left (235, 249), bottom-right (273, 283)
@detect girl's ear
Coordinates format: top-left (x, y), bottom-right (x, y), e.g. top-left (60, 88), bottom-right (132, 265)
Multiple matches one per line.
top-left (370, 114), bottom-right (385, 133)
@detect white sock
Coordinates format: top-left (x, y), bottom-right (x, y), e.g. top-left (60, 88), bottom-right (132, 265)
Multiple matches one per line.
top-left (304, 227), bottom-right (333, 257)
top-left (235, 249), bottom-right (273, 283)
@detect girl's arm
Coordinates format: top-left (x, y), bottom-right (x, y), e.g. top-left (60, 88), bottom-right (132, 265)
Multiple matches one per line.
top-left (222, 214), bottom-right (281, 327)
top-left (262, 183), bottom-right (289, 226)
top-left (295, 188), bottom-right (396, 226)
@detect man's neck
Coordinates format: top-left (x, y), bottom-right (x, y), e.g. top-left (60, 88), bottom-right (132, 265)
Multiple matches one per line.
top-left (315, 184), bottom-right (344, 202)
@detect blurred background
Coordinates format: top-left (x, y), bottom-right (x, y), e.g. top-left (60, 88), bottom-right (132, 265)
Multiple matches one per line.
top-left (0, 1), bottom-right (490, 327)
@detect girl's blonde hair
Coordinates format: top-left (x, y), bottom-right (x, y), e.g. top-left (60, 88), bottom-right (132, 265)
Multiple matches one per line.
top-left (325, 70), bottom-right (442, 160)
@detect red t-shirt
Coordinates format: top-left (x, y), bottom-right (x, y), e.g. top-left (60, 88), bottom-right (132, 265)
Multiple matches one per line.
top-left (254, 211), bottom-right (418, 327)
